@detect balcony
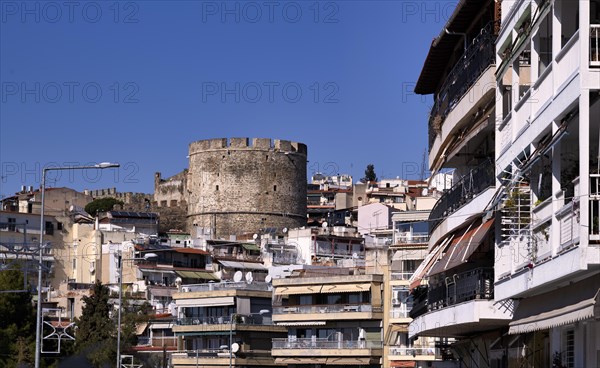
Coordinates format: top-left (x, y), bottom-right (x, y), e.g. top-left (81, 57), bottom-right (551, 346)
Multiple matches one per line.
top-left (390, 272), bottom-right (413, 281)
top-left (171, 349), bottom-right (275, 367)
top-left (388, 346), bottom-right (439, 360)
top-left (179, 281), bottom-right (270, 293)
top-left (428, 22), bottom-right (497, 151)
top-left (177, 314), bottom-right (273, 326)
top-left (591, 174), bottom-right (600, 241)
top-left (272, 338), bottom-right (383, 357)
top-left (136, 336), bottom-right (177, 350)
top-left (429, 160), bottom-right (495, 231)
top-left (427, 268), bottom-right (493, 311)
top-left (273, 303), bottom-right (382, 323)
top-left (591, 25), bottom-right (600, 67)
top-left (396, 232), bottom-right (429, 244)
top-left (390, 306), bottom-right (412, 319)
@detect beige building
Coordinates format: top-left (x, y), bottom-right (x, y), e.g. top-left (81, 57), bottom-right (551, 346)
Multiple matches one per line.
top-left (271, 271), bottom-right (384, 368)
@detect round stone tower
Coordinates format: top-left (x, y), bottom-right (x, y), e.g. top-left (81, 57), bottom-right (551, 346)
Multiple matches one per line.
top-left (187, 138), bottom-right (307, 237)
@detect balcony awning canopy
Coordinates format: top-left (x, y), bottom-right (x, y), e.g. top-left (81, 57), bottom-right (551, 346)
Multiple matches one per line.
top-left (217, 260), bottom-right (266, 271)
top-left (241, 243), bottom-right (260, 251)
top-left (176, 296), bottom-right (234, 308)
top-left (415, 0), bottom-right (489, 94)
top-left (175, 270), bottom-right (219, 280)
top-left (508, 276), bottom-right (600, 335)
top-left (427, 219), bottom-right (493, 276)
top-left (327, 357), bottom-right (377, 365)
top-left (274, 285), bottom-right (322, 295)
top-left (276, 321), bottom-right (326, 326)
top-left (408, 235), bottom-right (454, 290)
top-left (385, 324), bottom-right (409, 345)
top-left (320, 283), bottom-right (371, 293)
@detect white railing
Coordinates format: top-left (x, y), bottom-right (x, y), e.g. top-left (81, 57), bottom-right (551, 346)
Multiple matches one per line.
top-left (272, 338), bottom-right (382, 350)
top-left (591, 25), bottom-right (600, 67)
top-left (180, 282), bottom-right (270, 292)
top-left (389, 346), bottom-right (439, 357)
top-left (396, 232), bottom-right (429, 244)
top-left (390, 306), bottom-right (412, 319)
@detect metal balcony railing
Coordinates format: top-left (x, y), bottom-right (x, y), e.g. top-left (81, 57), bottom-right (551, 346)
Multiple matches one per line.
top-left (389, 346), bottom-right (439, 357)
top-left (273, 303), bottom-right (377, 315)
top-left (428, 22), bottom-right (497, 150)
top-left (179, 281), bottom-right (270, 292)
top-left (396, 232), bottom-right (429, 244)
top-left (177, 314), bottom-right (273, 326)
top-left (590, 174), bottom-right (600, 239)
top-left (429, 159), bottom-right (495, 231)
top-left (591, 25), bottom-right (600, 67)
top-left (272, 338), bottom-right (383, 350)
top-left (390, 272), bottom-right (413, 281)
top-left (427, 268), bottom-right (494, 311)
top-left (390, 306), bottom-right (412, 319)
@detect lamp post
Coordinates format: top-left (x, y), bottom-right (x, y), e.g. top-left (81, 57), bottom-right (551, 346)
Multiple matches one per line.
top-left (116, 251), bottom-right (157, 368)
top-left (229, 309), bottom-right (270, 368)
top-left (35, 162), bottom-right (119, 368)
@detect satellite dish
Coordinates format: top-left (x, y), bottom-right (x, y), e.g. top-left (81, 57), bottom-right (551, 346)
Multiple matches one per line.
top-left (252, 233), bottom-right (258, 240)
top-left (353, 252), bottom-right (358, 259)
top-left (245, 271), bottom-right (254, 283)
top-left (231, 343), bottom-right (240, 353)
top-left (175, 277), bottom-right (183, 285)
top-left (233, 271), bottom-right (243, 283)
top-left (322, 222), bottom-right (328, 228)
top-left (265, 275), bottom-right (272, 283)
top-left (282, 227), bottom-right (288, 233)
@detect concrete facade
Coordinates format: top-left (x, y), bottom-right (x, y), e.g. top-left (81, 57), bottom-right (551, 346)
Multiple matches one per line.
top-left (187, 138), bottom-right (307, 237)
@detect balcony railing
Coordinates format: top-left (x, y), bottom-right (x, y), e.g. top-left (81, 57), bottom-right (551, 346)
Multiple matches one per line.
top-left (390, 272), bottom-right (413, 281)
top-left (428, 22), bottom-right (497, 150)
top-left (177, 314), bottom-right (273, 326)
top-left (389, 346), bottom-right (439, 357)
top-left (591, 25), bottom-right (600, 67)
top-left (273, 303), bottom-right (377, 315)
top-left (396, 232), bottom-right (429, 244)
top-left (590, 174), bottom-right (600, 240)
top-left (137, 336), bottom-right (177, 348)
top-left (272, 338), bottom-right (383, 350)
top-left (390, 306), bottom-right (412, 319)
top-left (180, 281), bottom-right (270, 292)
top-left (427, 268), bottom-right (494, 311)
top-left (429, 160), bottom-right (495, 231)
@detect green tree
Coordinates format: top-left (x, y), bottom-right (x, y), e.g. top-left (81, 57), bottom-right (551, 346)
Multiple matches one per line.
top-left (361, 164), bottom-right (377, 183)
top-left (84, 198), bottom-right (123, 217)
top-left (74, 281), bottom-right (116, 367)
top-left (0, 268), bottom-right (35, 368)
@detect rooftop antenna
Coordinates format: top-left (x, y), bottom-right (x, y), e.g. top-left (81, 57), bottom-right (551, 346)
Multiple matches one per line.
top-left (421, 149), bottom-right (427, 181)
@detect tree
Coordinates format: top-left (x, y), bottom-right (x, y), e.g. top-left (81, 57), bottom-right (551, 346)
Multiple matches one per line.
top-left (74, 281), bottom-right (116, 367)
top-left (361, 164), bottom-right (377, 183)
top-left (0, 268), bottom-right (35, 368)
top-left (84, 198), bottom-right (123, 216)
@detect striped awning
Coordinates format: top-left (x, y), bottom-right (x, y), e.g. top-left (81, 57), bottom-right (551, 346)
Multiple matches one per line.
top-left (320, 283), bottom-right (371, 293)
top-left (175, 270), bottom-right (219, 280)
top-left (274, 285), bottom-right (322, 295)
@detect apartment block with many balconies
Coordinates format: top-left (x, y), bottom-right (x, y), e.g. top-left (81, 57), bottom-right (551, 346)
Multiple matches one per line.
top-left (493, 0), bottom-right (600, 367)
top-left (171, 281), bottom-right (286, 367)
top-left (271, 270), bottom-right (383, 368)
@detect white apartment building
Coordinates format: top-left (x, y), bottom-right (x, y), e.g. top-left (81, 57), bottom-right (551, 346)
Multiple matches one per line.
top-left (494, 1), bottom-right (600, 367)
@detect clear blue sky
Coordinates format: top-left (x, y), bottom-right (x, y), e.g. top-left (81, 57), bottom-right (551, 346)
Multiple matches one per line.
top-left (1, 1), bottom-right (455, 197)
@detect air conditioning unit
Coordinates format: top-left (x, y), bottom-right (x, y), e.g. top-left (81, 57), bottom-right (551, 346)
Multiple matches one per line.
top-left (182, 287), bottom-right (191, 292)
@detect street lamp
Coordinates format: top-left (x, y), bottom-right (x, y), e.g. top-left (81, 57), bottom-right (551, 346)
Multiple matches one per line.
top-left (229, 309), bottom-right (270, 368)
top-left (35, 163), bottom-right (119, 368)
top-left (116, 251), bottom-right (156, 368)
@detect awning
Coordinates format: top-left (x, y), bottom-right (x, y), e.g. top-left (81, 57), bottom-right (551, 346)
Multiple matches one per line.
top-left (509, 276), bottom-right (600, 334)
top-left (276, 321), bottom-right (327, 326)
top-left (275, 358), bottom-right (328, 364)
top-left (391, 362), bottom-right (416, 368)
top-left (175, 270), bottom-right (219, 280)
top-left (427, 219), bottom-right (493, 276)
top-left (135, 322), bottom-right (148, 335)
top-left (385, 324), bottom-right (409, 345)
top-left (242, 243), bottom-right (260, 251)
top-left (326, 357), bottom-right (375, 364)
top-left (320, 283), bottom-right (372, 293)
top-left (137, 268), bottom-right (176, 275)
top-left (218, 260), bottom-right (266, 271)
top-left (148, 287), bottom-right (176, 297)
top-left (150, 322), bottom-right (173, 329)
top-left (176, 296), bottom-right (234, 308)
top-left (274, 285), bottom-right (322, 295)
top-left (408, 235), bottom-right (454, 290)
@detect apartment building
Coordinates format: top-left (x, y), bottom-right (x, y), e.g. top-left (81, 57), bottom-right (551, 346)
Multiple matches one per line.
top-left (407, 1), bottom-right (513, 367)
top-left (171, 281), bottom-right (286, 367)
top-left (493, 0), bottom-right (600, 367)
top-left (271, 270), bottom-right (384, 368)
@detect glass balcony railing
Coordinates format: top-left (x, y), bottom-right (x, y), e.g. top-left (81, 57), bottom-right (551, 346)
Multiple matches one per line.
top-left (390, 272), bottom-right (413, 281)
top-left (272, 338), bottom-right (383, 350)
top-left (389, 346), bottom-right (439, 357)
top-left (396, 232), bottom-right (429, 244)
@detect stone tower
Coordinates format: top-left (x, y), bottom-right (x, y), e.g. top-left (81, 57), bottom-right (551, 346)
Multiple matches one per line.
top-left (187, 138), bottom-right (307, 237)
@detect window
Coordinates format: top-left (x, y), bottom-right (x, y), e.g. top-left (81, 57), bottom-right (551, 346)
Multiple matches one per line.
top-left (45, 221), bottom-right (54, 235)
top-left (561, 327), bottom-right (574, 368)
top-left (215, 185), bottom-right (219, 191)
top-left (559, 0), bottom-right (579, 48)
top-left (170, 200), bottom-right (177, 207)
top-left (72, 258), bottom-right (76, 270)
top-left (534, 10), bottom-right (552, 75)
top-left (7, 218), bottom-right (16, 231)
top-left (160, 200), bottom-right (167, 207)
top-left (56, 222), bottom-right (63, 231)
top-left (273, 185), bottom-right (277, 192)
